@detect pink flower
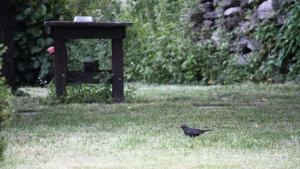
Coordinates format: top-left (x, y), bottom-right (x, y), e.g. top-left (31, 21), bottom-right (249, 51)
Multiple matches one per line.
top-left (47, 46), bottom-right (55, 55)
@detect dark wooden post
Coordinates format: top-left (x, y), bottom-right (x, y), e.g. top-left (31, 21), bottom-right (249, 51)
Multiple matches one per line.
top-left (84, 59), bottom-right (99, 73)
top-left (112, 39), bottom-right (124, 103)
top-left (54, 39), bottom-right (68, 96)
top-left (0, 0), bottom-right (15, 89)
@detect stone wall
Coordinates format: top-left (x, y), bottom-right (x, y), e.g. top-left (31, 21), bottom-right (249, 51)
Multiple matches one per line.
top-left (187, 0), bottom-right (296, 65)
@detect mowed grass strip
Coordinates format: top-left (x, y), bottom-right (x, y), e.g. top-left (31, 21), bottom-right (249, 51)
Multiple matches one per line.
top-left (1, 83), bottom-right (299, 169)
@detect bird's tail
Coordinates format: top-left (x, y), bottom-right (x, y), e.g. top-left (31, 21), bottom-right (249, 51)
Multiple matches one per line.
top-left (203, 129), bottom-right (213, 132)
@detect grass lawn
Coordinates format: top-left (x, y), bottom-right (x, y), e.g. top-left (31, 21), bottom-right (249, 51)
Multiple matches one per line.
top-left (0, 83), bottom-right (300, 169)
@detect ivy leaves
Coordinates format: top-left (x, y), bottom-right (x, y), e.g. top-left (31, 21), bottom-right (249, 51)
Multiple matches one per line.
top-left (254, 1), bottom-right (300, 82)
top-left (13, 0), bottom-right (65, 84)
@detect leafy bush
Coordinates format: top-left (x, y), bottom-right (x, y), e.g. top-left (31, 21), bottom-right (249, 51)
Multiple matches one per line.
top-left (13, 0), bottom-right (67, 85)
top-left (0, 44), bottom-right (12, 161)
top-left (47, 83), bottom-right (112, 104)
top-left (46, 82), bottom-right (136, 104)
top-left (254, 1), bottom-right (300, 83)
top-left (0, 139), bottom-right (5, 161)
top-left (120, 0), bottom-right (200, 83)
top-left (0, 76), bottom-right (12, 161)
top-left (119, 0), bottom-right (236, 84)
top-left (0, 77), bottom-right (12, 131)
top-left (277, 2), bottom-right (300, 81)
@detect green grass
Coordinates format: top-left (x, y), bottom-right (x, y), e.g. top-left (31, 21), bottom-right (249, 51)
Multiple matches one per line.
top-left (1, 83), bottom-right (300, 168)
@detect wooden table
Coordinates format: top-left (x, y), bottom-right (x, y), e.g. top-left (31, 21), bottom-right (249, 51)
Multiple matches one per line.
top-left (45, 21), bottom-right (132, 103)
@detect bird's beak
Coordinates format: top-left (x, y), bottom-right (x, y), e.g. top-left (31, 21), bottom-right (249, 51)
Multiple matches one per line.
top-left (177, 125), bottom-right (181, 128)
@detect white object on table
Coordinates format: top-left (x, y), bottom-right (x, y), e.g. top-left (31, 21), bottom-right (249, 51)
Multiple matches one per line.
top-left (74, 16), bottom-right (94, 22)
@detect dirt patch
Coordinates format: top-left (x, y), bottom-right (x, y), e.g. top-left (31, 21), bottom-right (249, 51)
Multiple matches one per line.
top-left (17, 111), bottom-right (38, 116)
top-left (192, 102), bottom-right (267, 109)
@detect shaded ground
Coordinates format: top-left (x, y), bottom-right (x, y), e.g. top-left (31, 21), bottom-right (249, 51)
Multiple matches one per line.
top-left (1, 83), bottom-right (300, 169)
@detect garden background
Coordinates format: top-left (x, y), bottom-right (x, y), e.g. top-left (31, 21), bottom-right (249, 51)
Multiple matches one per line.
top-left (0, 0), bottom-right (300, 168)
top-left (2, 0), bottom-right (300, 86)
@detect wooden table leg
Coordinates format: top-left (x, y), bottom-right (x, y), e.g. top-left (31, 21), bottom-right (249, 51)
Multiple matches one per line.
top-left (54, 39), bottom-right (67, 97)
top-left (112, 39), bottom-right (124, 103)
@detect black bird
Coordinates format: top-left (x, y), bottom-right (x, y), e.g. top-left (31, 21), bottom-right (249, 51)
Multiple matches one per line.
top-left (179, 125), bottom-right (212, 137)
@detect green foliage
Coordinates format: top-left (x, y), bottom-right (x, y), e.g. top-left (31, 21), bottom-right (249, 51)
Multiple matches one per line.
top-left (0, 44), bottom-right (7, 56)
top-left (254, 1), bottom-right (300, 83)
top-left (121, 0), bottom-right (205, 83)
top-left (0, 43), bottom-right (7, 70)
top-left (66, 0), bottom-right (121, 20)
top-left (65, 0), bottom-right (121, 73)
top-left (46, 82), bottom-right (112, 104)
top-left (11, 0), bottom-right (300, 85)
top-left (120, 0), bottom-right (235, 84)
top-left (13, 0), bottom-right (67, 85)
top-left (46, 82), bottom-right (136, 104)
top-left (0, 44), bottom-right (8, 161)
top-left (67, 40), bottom-right (111, 71)
top-left (120, 0), bottom-right (300, 84)
top-left (254, 22), bottom-right (282, 81)
top-left (0, 77), bottom-right (12, 161)
top-left (277, 2), bottom-right (300, 81)
top-left (0, 44), bottom-right (11, 130)
top-left (63, 84), bottom-right (112, 104)
top-left (221, 52), bottom-right (263, 84)
top-left (0, 46), bottom-right (12, 130)
top-left (62, 0), bottom-right (250, 84)
top-left (0, 138), bottom-right (5, 161)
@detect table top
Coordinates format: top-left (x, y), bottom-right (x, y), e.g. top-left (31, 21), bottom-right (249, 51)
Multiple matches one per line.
top-left (45, 21), bottom-right (133, 27)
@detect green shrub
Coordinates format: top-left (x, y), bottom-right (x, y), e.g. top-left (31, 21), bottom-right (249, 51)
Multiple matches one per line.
top-left (13, 0), bottom-right (67, 85)
top-left (0, 44), bottom-right (12, 160)
top-left (120, 0), bottom-right (205, 83)
top-left (46, 82), bottom-right (136, 104)
top-left (0, 77), bottom-right (12, 161)
top-left (0, 44), bottom-right (11, 129)
top-left (254, 1), bottom-right (300, 83)
top-left (47, 82), bottom-right (112, 104)
top-left (0, 138), bottom-right (5, 161)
